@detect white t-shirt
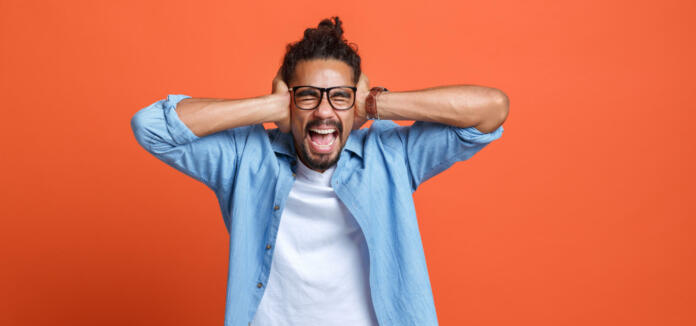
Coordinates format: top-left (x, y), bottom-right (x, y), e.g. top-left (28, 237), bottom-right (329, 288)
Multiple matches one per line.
top-left (251, 159), bottom-right (379, 326)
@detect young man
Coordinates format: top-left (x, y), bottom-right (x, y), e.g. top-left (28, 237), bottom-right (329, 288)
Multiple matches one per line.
top-left (131, 17), bottom-right (508, 326)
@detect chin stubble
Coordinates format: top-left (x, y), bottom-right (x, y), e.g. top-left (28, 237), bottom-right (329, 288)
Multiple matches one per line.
top-left (299, 139), bottom-right (340, 171)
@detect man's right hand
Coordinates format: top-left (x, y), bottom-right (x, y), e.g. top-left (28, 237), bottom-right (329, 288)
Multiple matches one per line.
top-left (272, 68), bottom-right (292, 133)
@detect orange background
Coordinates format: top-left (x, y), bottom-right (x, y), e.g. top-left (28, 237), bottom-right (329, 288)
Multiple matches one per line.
top-left (1, 0), bottom-right (694, 325)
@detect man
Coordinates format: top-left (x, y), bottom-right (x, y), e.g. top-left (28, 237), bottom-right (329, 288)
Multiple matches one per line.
top-left (131, 16), bottom-right (508, 326)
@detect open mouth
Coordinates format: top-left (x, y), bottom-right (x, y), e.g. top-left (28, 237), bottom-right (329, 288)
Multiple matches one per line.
top-left (307, 127), bottom-right (339, 153)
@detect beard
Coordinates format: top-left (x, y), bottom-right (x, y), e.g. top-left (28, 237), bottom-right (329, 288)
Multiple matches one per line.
top-left (298, 141), bottom-right (340, 171)
top-left (297, 118), bottom-right (344, 172)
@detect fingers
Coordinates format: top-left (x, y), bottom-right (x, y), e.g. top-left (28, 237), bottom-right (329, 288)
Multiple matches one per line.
top-left (358, 72), bottom-right (369, 85)
top-left (272, 67), bottom-right (289, 94)
top-left (274, 66), bottom-right (283, 80)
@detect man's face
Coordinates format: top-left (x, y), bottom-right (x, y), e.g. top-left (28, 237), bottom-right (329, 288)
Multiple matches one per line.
top-left (289, 58), bottom-right (355, 172)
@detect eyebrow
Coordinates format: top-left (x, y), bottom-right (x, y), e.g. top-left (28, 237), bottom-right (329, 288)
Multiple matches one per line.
top-left (330, 90), bottom-right (351, 97)
top-left (296, 89), bottom-right (319, 97)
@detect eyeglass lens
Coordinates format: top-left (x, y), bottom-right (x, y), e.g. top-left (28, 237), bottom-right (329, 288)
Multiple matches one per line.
top-left (294, 87), bottom-right (355, 110)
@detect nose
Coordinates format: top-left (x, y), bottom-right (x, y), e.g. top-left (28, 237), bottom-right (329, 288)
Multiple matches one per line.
top-left (313, 93), bottom-right (336, 119)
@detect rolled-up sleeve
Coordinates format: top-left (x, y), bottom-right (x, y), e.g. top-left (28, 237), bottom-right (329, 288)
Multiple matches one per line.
top-left (386, 121), bottom-right (504, 191)
top-left (131, 94), bottom-right (197, 149)
top-left (453, 124), bottom-right (504, 145)
top-left (130, 94), bottom-right (238, 191)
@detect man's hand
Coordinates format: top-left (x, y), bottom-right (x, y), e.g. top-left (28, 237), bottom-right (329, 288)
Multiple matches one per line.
top-left (272, 68), bottom-right (292, 133)
top-left (353, 72), bottom-right (370, 130)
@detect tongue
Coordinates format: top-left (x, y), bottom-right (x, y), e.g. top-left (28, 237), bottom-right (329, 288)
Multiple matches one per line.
top-left (310, 131), bottom-right (335, 145)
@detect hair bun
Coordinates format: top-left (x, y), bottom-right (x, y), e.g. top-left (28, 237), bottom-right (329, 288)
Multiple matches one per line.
top-left (283, 16), bottom-right (361, 84)
top-left (317, 16), bottom-right (343, 39)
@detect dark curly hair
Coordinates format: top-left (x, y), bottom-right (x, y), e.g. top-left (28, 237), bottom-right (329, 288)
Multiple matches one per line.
top-left (281, 16), bottom-right (361, 85)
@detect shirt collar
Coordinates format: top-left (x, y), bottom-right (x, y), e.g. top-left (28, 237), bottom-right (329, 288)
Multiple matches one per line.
top-left (269, 129), bottom-right (295, 157)
top-left (270, 129), bottom-right (364, 159)
top-left (342, 130), bottom-right (364, 158)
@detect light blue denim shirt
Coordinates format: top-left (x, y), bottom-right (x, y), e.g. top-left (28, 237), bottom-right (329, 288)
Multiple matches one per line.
top-left (130, 94), bottom-right (504, 326)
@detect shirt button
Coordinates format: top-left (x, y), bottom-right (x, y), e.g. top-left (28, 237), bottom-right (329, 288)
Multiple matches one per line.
top-left (266, 244), bottom-right (272, 250)
top-left (257, 282), bottom-right (263, 288)
top-left (292, 173), bottom-right (296, 177)
top-left (273, 205), bottom-right (279, 211)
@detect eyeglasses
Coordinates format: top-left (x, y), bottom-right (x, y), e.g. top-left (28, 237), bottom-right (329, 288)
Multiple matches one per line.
top-left (288, 85), bottom-right (357, 110)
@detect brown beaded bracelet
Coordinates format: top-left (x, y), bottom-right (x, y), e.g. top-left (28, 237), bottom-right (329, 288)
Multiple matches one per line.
top-left (365, 87), bottom-right (388, 120)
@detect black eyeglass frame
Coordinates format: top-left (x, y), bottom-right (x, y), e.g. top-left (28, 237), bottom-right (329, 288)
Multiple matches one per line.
top-left (288, 85), bottom-right (358, 111)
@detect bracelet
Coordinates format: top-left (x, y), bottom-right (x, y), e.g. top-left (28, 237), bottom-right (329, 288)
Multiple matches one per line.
top-left (365, 87), bottom-right (388, 120)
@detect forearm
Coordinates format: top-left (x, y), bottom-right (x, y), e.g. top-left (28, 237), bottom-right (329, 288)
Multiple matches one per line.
top-left (176, 94), bottom-right (289, 137)
top-left (376, 85), bottom-right (509, 133)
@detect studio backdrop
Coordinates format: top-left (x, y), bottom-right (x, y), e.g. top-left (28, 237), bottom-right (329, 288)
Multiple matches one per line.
top-left (1, 0), bottom-right (693, 325)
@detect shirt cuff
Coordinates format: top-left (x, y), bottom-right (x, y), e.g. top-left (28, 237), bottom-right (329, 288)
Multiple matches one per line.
top-left (454, 124), bottom-right (504, 144)
top-left (163, 94), bottom-right (199, 144)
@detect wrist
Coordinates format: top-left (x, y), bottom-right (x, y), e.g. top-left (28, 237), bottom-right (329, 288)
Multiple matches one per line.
top-left (263, 93), bottom-right (290, 124)
top-left (365, 87), bottom-right (388, 120)
top-left (356, 92), bottom-right (368, 118)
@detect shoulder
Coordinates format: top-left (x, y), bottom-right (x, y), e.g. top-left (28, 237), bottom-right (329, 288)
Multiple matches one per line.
top-left (346, 120), bottom-right (401, 144)
top-left (369, 119), bottom-right (401, 130)
top-left (226, 123), bottom-right (269, 139)
top-left (344, 120), bottom-right (407, 158)
top-left (362, 120), bottom-right (404, 139)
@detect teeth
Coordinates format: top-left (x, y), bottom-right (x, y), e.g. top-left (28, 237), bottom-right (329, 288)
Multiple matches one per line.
top-left (310, 128), bottom-right (336, 134)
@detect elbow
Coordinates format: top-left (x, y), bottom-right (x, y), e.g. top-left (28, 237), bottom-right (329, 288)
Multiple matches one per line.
top-left (472, 89), bottom-right (509, 133)
top-left (130, 105), bottom-right (173, 154)
top-left (496, 90), bottom-right (510, 125)
top-left (130, 108), bottom-right (151, 150)
top-left (130, 109), bottom-right (145, 134)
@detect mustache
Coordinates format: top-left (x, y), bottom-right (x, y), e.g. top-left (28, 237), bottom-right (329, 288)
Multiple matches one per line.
top-left (305, 119), bottom-right (343, 134)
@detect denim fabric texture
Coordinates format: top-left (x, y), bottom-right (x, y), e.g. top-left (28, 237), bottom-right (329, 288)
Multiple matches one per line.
top-left (130, 94), bottom-right (504, 326)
